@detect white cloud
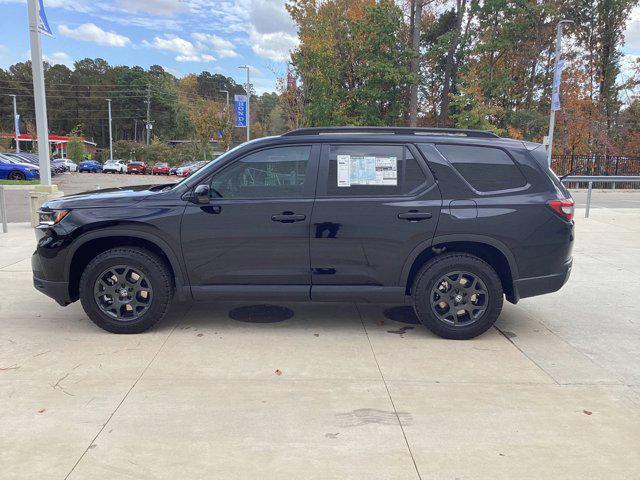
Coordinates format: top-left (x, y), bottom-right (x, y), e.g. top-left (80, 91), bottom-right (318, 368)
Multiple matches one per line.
top-left (43, 51), bottom-right (73, 68)
top-left (58, 23), bottom-right (131, 47)
top-left (144, 35), bottom-right (215, 63)
top-left (624, 6), bottom-right (640, 51)
top-left (247, 0), bottom-right (298, 61)
top-left (250, 28), bottom-right (297, 62)
top-left (249, 0), bottom-right (296, 36)
top-left (117, 0), bottom-right (187, 16)
top-left (192, 33), bottom-right (239, 58)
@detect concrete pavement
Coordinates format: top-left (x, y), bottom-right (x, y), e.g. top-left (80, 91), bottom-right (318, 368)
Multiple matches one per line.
top-left (1, 207), bottom-right (639, 479)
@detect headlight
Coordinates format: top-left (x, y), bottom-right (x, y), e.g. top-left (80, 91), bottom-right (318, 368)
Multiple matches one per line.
top-left (38, 209), bottom-right (69, 226)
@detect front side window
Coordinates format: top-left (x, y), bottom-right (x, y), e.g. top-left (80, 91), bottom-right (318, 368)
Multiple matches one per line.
top-left (436, 144), bottom-right (527, 192)
top-left (210, 145), bottom-right (311, 199)
top-left (323, 144), bottom-right (428, 197)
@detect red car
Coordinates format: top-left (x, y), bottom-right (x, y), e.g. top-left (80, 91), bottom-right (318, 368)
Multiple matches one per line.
top-left (151, 162), bottom-right (170, 175)
top-left (127, 161), bottom-right (147, 174)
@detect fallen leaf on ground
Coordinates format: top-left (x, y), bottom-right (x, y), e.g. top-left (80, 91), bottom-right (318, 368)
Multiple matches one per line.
top-left (583, 410), bottom-right (592, 415)
top-left (275, 369), bottom-right (282, 376)
top-left (37, 408), bottom-right (46, 413)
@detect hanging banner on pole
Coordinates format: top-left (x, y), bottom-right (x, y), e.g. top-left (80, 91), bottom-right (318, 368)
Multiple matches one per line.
top-left (234, 94), bottom-right (247, 127)
top-left (551, 59), bottom-right (566, 111)
top-left (14, 114), bottom-right (20, 136)
top-left (37, 0), bottom-right (54, 36)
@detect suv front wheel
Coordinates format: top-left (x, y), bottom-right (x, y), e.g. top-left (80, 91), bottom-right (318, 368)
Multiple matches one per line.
top-left (79, 247), bottom-right (173, 333)
top-left (413, 253), bottom-right (503, 339)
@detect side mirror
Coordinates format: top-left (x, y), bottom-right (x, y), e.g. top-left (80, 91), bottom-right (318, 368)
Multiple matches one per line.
top-left (193, 184), bottom-right (210, 204)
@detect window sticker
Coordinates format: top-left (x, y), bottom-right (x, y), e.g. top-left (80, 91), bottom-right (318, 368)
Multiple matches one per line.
top-left (337, 155), bottom-right (397, 187)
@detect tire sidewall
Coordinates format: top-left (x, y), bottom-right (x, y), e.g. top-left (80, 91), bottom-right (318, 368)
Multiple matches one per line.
top-left (80, 249), bottom-right (171, 333)
top-left (413, 255), bottom-right (503, 340)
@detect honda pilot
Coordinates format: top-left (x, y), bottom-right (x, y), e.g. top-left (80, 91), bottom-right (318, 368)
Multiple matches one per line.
top-left (32, 127), bottom-right (574, 339)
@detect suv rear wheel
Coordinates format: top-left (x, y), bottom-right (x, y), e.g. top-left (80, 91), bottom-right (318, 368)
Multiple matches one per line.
top-left (413, 253), bottom-right (503, 339)
top-left (79, 247), bottom-right (173, 333)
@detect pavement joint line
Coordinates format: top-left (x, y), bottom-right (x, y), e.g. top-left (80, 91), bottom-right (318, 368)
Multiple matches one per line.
top-left (63, 306), bottom-right (189, 480)
top-left (355, 303), bottom-right (422, 480)
top-left (509, 307), bottom-right (626, 386)
top-left (494, 325), bottom-right (560, 385)
top-left (0, 256), bottom-right (31, 271)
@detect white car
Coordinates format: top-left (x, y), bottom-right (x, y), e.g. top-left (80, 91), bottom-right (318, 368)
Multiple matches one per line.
top-left (61, 159), bottom-right (77, 172)
top-left (103, 160), bottom-right (127, 174)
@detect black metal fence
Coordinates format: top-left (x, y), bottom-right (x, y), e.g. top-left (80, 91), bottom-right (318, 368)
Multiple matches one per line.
top-left (551, 155), bottom-right (640, 189)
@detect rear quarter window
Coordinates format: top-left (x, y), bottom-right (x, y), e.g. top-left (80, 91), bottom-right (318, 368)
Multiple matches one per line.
top-left (436, 144), bottom-right (527, 192)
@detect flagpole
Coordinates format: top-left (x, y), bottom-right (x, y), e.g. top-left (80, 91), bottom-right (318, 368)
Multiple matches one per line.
top-left (546, 19), bottom-right (573, 169)
top-left (27, 0), bottom-right (51, 185)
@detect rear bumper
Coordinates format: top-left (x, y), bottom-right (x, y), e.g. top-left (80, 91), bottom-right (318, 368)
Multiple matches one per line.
top-left (512, 258), bottom-right (572, 302)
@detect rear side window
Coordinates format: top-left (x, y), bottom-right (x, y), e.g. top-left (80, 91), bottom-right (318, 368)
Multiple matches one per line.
top-left (436, 145), bottom-right (526, 192)
top-left (323, 145), bottom-right (428, 197)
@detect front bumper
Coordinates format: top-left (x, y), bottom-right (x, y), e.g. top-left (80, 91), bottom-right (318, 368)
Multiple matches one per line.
top-left (512, 257), bottom-right (572, 302)
top-left (33, 275), bottom-right (71, 306)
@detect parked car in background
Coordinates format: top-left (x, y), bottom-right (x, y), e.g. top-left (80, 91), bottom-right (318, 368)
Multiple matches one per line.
top-left (4, 152), bottom-right (60, 176)
top-left (103, 160), bottom-right (127, 174)
top-left (0, 153), bottom-right (40, 180)
top-left (152, 162), bottom-right (171, 175)
top-left (78, 160), bottom-right (103, 173)
top-left (61, 159), bottom-right (78, 172)
top-left (127, 161), bottom-right (147, 174)
top-left (51, 159), bottom-right (69, 174)
top-left (176, 164), bottom-right (194, 177)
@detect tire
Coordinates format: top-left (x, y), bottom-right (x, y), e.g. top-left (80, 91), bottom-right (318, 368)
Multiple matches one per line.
top-left (412, 253), bottom-right (503, 340)
top-left (79, 247), bottom-right (173, 334)
top-left (8, 170), bottom-right (26, 181)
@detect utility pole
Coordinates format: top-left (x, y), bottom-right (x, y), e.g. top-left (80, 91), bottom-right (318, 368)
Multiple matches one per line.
top-left (134, 119), bottom-right (138, 142)
top-left (145, 84), bottom-right (152, 145)
top-left (408, 0), bottom-right (424, 127)
top-left (546, 19), bottom-right (573, 168)
top-left (9, 94), bottom-right (19, 152)
top-left (219, 90), bottom-right (230, 110)
top-left (27, 0), bottom-right (51, 185)
top-left (106, 99), bottom-right (113, 161)
top-left (239, 66), bottom-right (251, 141)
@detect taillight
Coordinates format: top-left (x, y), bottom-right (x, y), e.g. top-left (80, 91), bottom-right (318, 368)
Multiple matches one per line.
top-left (547, 199), bottom-right (574, 221)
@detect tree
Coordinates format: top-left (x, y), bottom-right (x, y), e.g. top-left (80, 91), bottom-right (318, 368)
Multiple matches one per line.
top-left (66, 127), bottom-right (87, 162)
top-left (288, 0), bottom-right (414, 126)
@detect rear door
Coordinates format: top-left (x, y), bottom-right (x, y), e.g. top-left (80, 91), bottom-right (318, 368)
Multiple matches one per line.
top-left (309, 143), bottom-right (442, 302)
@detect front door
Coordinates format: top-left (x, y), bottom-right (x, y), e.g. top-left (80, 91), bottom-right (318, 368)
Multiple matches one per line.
top-left (181, 144), bottom-right (319, 300)
top-left (310, 143), bottom-right (442, 302)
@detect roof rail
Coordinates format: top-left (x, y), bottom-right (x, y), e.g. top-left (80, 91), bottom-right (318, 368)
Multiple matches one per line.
top-left (282, 126), bottom-right (500, 138)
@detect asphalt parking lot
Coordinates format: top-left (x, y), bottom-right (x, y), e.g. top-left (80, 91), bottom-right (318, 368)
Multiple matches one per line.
top-left (1, 201), bottom-right (639, 479)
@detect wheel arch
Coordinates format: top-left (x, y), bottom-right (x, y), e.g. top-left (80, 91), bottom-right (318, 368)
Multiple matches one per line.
top-left (401, 235), bottom-right (519, 303)
top-left (65, 228), bottom-right (190, 303)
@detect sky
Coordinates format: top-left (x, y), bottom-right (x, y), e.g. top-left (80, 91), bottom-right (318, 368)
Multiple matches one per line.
top-left (0, 0), bottom-right (300, 93)
top-left (0, 0), bottom-right (638, 95)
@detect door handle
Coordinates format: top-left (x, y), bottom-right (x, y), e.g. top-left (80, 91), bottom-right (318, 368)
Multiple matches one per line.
top-left (271, 212), bottom-right (306, 223)
top-left (398, 211), bottom-right (433, 221)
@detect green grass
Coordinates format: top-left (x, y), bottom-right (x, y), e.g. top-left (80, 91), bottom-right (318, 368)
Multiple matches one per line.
top-left (0, 179), bottom-right (40, 185)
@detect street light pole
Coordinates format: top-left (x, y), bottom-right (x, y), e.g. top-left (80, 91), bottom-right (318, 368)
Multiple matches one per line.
top-left (238, 66), bottom-right (250, 142)
top-left (106, 98), bottom-right (113, 161)
top-left (546, 19), bottom-right (574, 169)
top-left (27, 0), bottom-right (51, 185)
top-left (219, 90), bottom-right (230, 110)
top-left (10, 94), bottom-right (19, 153)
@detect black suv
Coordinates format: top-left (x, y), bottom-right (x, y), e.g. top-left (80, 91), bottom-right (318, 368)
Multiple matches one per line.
top-left (32, 127), bottom-right (574, 339)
